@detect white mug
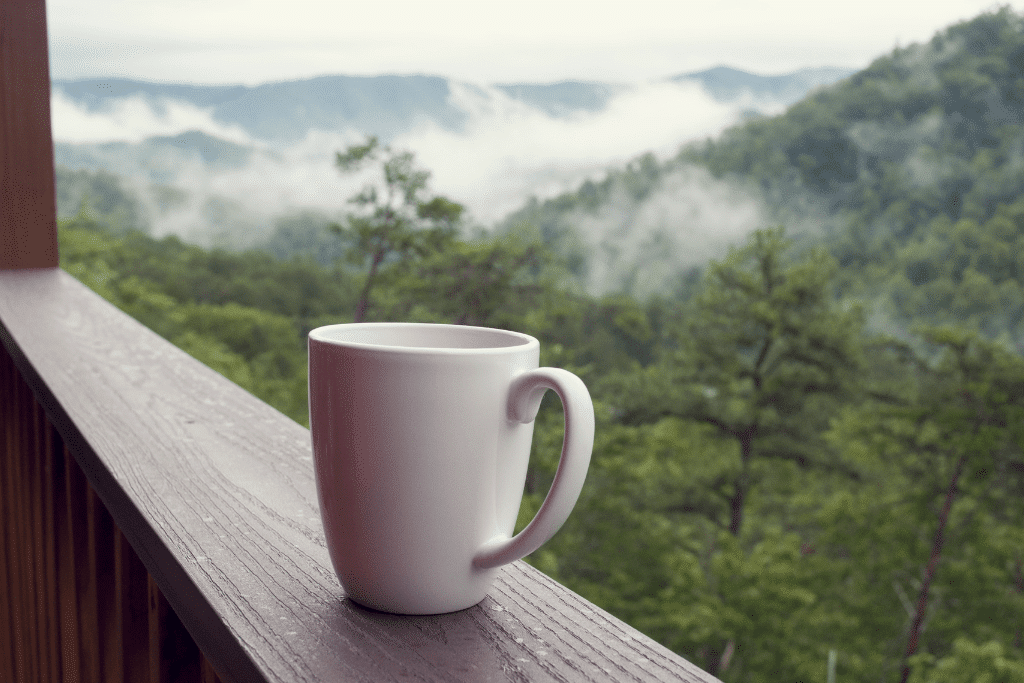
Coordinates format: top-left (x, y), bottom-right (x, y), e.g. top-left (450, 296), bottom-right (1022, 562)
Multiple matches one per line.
top-left (308, 322), bottom-right (594, 614)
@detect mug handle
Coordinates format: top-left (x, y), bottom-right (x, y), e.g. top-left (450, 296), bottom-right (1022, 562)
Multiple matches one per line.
top-left (473, 367), bottom-right (595, 570)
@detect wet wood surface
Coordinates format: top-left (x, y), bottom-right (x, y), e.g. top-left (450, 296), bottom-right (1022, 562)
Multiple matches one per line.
top-left (0, 268), bottom-right (721, 682)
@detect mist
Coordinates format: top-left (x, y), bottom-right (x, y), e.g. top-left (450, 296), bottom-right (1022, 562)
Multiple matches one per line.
top-left (567, 165), bottom-right (768, 297)
top-left (52, 76), bottom-right (789, 289)
top-left (395, 80), bottom-right (778, 224)
top-left (50, 90), bottom-right (253, 145)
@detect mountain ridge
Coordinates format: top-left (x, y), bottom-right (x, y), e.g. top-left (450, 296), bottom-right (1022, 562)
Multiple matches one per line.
top-left (50, 64), bottom-right (857, 255)
top-left (53, 66), bottom-right (854, 144)
top-left (672, 65), bottom-right (857, 102)
top-left (496, 7), bottom-right (1024, 321)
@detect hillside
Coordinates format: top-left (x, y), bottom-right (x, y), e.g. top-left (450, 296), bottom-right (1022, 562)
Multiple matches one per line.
top-left (671, 65), bottom-right (856, 103)
top-left (690, 7), bottom-right (1024, 345)
top-left (504, 8), bottom-right (1024, 346)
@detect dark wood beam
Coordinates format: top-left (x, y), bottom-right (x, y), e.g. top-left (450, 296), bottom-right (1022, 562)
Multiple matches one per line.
top-left (1, 0), bottom-right (59, 269)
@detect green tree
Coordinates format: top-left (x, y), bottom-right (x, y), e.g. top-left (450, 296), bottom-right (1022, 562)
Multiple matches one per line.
top-left (837, 329), bottom-right (1024, 683)
top-left (394, 229), bottom-right (551, 327)
top-left (602, 227), bottom-right (866, 677)
top-left (909, 638), bottom-right (1024, 683)
top-left (331, 136), bottom-right (463, 322)
top-left (620, 227), bottom-right (864, 537)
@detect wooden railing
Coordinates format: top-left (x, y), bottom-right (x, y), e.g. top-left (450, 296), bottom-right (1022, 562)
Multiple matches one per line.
top-left (0, 269), bottom-right (722, 683)
top-left (1, 334), bottom-right (220, 682)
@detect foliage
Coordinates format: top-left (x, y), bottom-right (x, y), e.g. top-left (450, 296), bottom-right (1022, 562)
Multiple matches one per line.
top-left (612, 228), bottom-right (864, 536)
top-left (392, 228), bottom-right (553, 327)
top-left (330, 136), bottom-right (463, 322)
top-left (908, 638), bottom-right (1024, 683)
top-left (55, 165), bottom-right (150, 234)
top-left (59, 213), bottom-right (336, 425)
top-left (500, 8), bottom-right (1024, 346)
top-left (680, 7), bottom-right (1024, 347)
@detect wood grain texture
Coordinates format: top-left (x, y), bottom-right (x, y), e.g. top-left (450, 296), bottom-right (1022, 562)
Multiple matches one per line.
top-left (0, 268), bottom-right (721, 683)
top-left (0, 0), bottom-right (60, 269)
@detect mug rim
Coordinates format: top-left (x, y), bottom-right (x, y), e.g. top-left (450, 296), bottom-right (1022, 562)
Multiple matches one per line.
top-left (308, 322), bottom-right (539, 354)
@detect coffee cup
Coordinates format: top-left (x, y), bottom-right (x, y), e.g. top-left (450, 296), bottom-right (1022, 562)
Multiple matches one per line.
top-left (308, 322), bottom-right (594, 614)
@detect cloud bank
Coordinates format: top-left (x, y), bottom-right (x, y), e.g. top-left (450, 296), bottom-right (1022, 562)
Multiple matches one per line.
top-left (52, 78), bottom-right (785, 291)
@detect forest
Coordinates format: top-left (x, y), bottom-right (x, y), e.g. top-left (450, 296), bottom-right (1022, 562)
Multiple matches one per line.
top-left (55, 9), bottom-right (1024, 683)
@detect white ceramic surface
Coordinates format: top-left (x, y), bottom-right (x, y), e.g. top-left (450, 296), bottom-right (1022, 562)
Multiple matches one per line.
top-left (308, 322), bottom-right (594, 614)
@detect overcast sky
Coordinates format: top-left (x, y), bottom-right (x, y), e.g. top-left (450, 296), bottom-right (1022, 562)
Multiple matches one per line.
top-left (47, 0), bottom-right (1019, 85)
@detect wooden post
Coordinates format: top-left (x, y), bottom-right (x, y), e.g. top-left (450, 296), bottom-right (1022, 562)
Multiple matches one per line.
top-left (1, 0), bottom-right (60, 269)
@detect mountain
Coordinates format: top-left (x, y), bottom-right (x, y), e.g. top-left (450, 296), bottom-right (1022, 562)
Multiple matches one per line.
top-left (51, 66), bottom-right (855, 251)
top-left (54, 75), bottom-right (466, 143)
top-left (673, 65), bottom-right (857, 103)
top-left (53, 74), bottom-right (619, 144)
top-left (52, 68), bottom-right (851, 146)
top-left (499, 8), bottom-right (1024, 344)
top-left (493, 81), bottom-right (624, 116)
top-left (55, 130), bottom-right (257, 185)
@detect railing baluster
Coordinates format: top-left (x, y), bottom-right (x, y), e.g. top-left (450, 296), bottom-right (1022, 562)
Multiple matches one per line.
top-left (8, 365), bottom-right (25, 680)
top-left (26, 390), bottom-right (57, 682)
top-left (54, 439), bottom-right (81, 680)
top-left (117, 526), bottom-right (152, 681)
top-left (71, 452), bottom-right (102, 681)
top-left (90, 479), bottom-right (120, 682)
top-left (15, 367), bottom-right (38, 682)
top-left (148, 574), bottom-right (202, 683)
top-left (1, 349), bottom-right (21, 680)
top-left (37, 397), bottom-right (61, 682)
top-left (0, 350), bottom-right (14, 678)
top-left (25, 388), bottom-right (42, 682)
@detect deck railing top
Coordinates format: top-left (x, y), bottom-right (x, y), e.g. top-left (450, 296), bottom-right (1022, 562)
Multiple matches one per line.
top-left (0, 267), bottom-right (720, 683)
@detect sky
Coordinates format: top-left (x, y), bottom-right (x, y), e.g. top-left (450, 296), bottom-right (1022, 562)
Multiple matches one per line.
top-left (47, 0), bottom-right (1019, 86)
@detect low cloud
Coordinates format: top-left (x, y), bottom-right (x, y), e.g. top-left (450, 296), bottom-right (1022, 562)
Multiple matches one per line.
top-left (569, 165), bottom-right (768, 296)
top-left (397, 80), bottom-right (782, 224)
top-left (51, 90), bottom-right (254, 145)
top-left (51, 78), bottom-right (786, 285)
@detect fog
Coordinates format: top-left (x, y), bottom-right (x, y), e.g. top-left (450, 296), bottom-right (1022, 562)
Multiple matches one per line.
top-left (51, 90), bottom-right (253, 145)
top-left (569, 166), bottom-right (768, 296)
top-left (396, 80), bottom-right (775, 224)
top-left (52, 77), bottom-right (787, 291)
